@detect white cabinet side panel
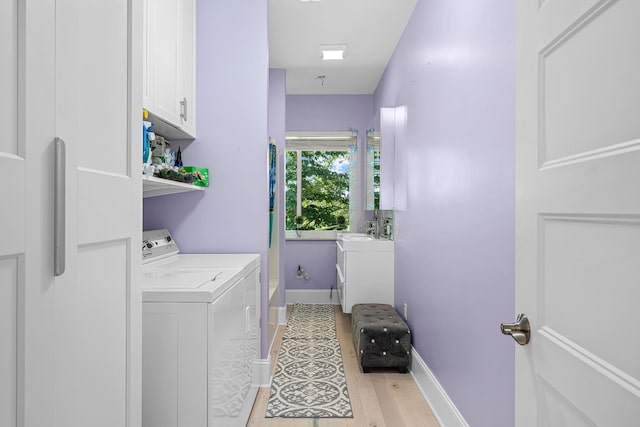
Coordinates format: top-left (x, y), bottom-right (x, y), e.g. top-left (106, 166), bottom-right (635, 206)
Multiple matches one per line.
top-left (208, 279), bottom-right (248, 427)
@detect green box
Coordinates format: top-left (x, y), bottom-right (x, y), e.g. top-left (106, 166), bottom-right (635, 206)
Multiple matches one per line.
top-left (182, 166), bottom-right (209, 187)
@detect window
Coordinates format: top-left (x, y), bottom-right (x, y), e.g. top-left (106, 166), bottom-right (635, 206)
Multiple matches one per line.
top-left (285, 132), bottom-right (357, 235)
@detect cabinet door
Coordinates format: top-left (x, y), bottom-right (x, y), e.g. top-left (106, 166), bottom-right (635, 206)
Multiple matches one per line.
top-left (179, 0), bottom-right (196, 137)
top-left (142, 0), bottom-right (154, 110)
top-left (2, 1), bottom-right (141, 426)
top-left (344, 251), bottom-right (394, 313)
top-left (54, 0), bottom-right (142, 426)
top-left (152, 0), bottom-right (182, 128)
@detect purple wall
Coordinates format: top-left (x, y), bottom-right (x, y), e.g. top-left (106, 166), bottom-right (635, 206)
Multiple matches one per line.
top-left (286, 95), bottom-right (373, 132)
top-left (143, 0), bottom-right (270, 357)
top-left (284, 241), bottom-right (338, 291)
top-left (374, 1), bottom-right (516, 426)
top-left (284, 95), bottom-right (374, 291)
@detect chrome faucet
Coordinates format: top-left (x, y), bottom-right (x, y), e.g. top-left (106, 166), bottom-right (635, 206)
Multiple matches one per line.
top-left (366, 220), bottom-right (380, 238)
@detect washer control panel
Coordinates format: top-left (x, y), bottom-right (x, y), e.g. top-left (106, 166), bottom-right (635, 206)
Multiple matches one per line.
top-left (142, 229), bottom-right (180, 263)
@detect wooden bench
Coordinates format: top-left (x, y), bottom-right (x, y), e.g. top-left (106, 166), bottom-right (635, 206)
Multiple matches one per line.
top-left (351, 304), bottom-right (411, 373)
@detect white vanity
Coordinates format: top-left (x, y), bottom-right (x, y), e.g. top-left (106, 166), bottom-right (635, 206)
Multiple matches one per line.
top-left (335, 234), bottom-right (394, 313)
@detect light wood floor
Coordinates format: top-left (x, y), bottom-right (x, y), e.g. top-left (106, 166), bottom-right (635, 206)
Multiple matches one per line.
top-left (247, 305), bottom-right (440, 427)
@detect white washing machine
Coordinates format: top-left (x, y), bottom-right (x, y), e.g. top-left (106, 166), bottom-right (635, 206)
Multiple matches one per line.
top-left (141, 229), bottom-right (260, 427)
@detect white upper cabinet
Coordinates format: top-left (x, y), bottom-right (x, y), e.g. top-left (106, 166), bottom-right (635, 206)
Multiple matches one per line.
top-left (143, 0), bottom-right (196, 139)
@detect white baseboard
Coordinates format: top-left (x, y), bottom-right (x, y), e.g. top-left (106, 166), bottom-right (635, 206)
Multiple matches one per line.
top-left (285, 289), bottom-right (340, 305)
top-left (410, 347), bottom-right (469, 427)
top-left (278, 306), bottom-right (288, 325)
top-left (254, 357), bottom-right (271, 388)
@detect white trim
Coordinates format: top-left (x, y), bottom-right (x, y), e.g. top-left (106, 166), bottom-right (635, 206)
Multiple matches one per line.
top-left (410, 347), bottom-right (469, 427)
top-left (278, 306), bottom-right (288, 325)
top-left (285, 289), bottom-right (341, 305)
top-left (285, 230), bottom-right (337, 240)
top-left (254, 357), bottom-right (271, 388)
top-left (285, 130), bottom-right (355, 140)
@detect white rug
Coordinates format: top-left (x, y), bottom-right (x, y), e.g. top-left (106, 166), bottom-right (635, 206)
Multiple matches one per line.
top-left (265, 304), bottom-right (353, 418)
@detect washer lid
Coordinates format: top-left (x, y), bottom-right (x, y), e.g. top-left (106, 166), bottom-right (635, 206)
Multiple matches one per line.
top-left (141, 268), bottom-right (241, 303)
top-left (145, 253), bottom-right (260, 270)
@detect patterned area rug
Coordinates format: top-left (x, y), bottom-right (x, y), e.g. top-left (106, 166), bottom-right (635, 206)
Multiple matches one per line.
top-left (266, 304), bottom-right (353, 418)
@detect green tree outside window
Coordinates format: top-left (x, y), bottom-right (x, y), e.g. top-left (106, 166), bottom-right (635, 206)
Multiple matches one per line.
top-left (285, 150), bottom-right (350, 231)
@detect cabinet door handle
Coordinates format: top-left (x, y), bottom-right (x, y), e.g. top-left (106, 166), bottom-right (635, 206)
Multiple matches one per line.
top-left (180, 97), bottom-right (188, 122)
top-left (54, 137), bottom-right (66, 276)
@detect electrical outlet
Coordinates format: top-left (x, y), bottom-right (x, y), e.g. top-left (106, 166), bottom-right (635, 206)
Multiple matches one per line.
top-left (403, 302), bottom-right (408, 320)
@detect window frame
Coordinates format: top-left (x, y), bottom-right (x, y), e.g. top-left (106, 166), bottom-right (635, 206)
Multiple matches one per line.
top-left (284, 131), bottom-right (357, 240)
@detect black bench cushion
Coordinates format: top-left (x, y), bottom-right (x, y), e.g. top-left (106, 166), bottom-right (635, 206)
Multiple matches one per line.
top-left (351, 303), bottom-right (411, 372)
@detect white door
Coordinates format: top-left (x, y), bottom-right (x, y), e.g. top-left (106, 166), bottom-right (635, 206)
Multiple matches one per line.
top-left (54, 1), bottom-right (142, 426)
top-left (1, 2), bottom-right (26, 426)
top-left (1, 1), bottom-right (141, 426)
top-left (514, 1), bottom-right (640, 426)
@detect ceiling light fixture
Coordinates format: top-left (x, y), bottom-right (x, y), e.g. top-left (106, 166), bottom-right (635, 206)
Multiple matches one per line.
top-left (321, 44), bottom-right (347, 61)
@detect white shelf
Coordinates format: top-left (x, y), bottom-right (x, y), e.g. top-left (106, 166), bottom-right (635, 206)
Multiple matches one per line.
top-left (143, 175), bottom-right (205, 198)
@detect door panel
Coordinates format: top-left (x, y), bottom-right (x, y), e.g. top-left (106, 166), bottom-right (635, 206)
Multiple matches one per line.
top-left (540, 215), bottom-right (640, 378)
top-left (536, 331), bottom-right (640, 426)
top-left (0, 0), bottom-right (18, 156)
top-left (77, 168), bottom-right (133, 245)
top-left (539, 0), bottom-right (640, 164)
top-left (516, 0), bottom-right (640, 425)
top-left (75, 242), bottom-right (128, 425)
top-left (75, 2), bottom-right (129, 175)
top-left (0, 0), bottom-right (24, 260)
top-left (0, 258), bottom-right (19, 427)
top-left (153, 0), bottom-right (182, 127)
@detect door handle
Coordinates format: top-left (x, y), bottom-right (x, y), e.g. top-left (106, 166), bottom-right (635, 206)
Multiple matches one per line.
top-left (180, 97), bottom-right (188, 122)
top-left (54, 137), bottom-right (66, 276)
top-left (501, 313), bottom-right (530, 345)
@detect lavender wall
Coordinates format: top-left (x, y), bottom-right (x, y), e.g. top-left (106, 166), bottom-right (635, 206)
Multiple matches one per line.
top-left (286, 95), bottom-right (373, 133)
top-left (374, 1), bottom-right (516, 426)
top-left (143, 0), bottom-right (270, 356)
top-left (284, 241), bottom-right (339, 292)
top-left (284, 95), bottom-right (374, 291)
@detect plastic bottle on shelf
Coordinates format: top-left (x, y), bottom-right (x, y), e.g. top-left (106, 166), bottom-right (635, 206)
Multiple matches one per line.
top-left (175, 147), bottom-right (183, 167)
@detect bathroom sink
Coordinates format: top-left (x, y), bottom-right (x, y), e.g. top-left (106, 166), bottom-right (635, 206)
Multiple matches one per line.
top-left (337, 234), bottom-right (393, 251)
top-left (343, 235), bottom-right (373, 241)
top-left (336, 232), bottom-right (369, 239)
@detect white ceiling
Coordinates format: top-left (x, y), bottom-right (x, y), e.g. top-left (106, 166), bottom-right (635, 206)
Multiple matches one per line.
top-left (269, 0), bottom-right (417, 95)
